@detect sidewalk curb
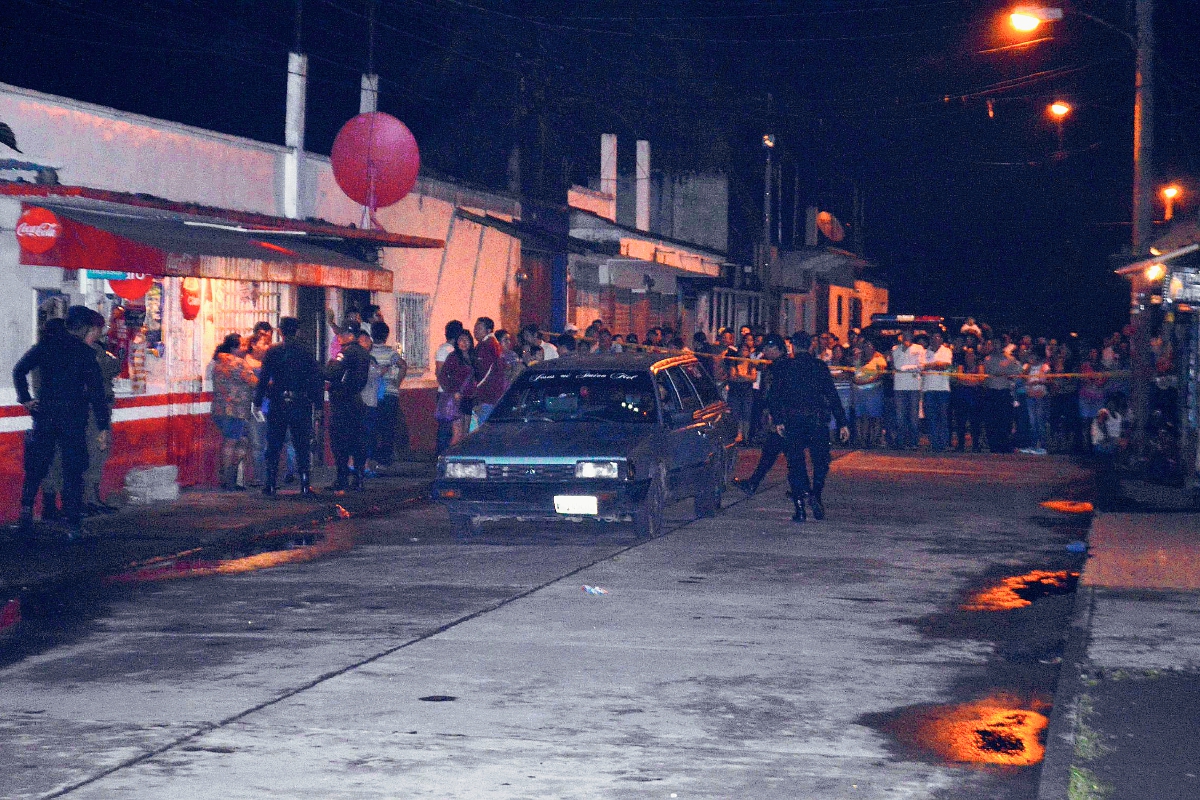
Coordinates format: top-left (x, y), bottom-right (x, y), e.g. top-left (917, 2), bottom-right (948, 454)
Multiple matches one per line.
top-left (0, 477), bottom-right (433, 602)
top-left (1036, 573), bottom-right (1097, 799)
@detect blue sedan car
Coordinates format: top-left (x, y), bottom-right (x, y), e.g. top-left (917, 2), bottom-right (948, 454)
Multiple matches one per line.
top-left (433, 352), bottom-right (739, 537)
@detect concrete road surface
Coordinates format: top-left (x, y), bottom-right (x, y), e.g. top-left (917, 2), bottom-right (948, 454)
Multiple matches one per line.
top-left (0, 452), bottom-right (1093, 799)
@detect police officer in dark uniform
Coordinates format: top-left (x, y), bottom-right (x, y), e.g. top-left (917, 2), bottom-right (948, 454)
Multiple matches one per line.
top-left (761, 332), bottom-right (850, 522)
top-left (13, 306), bottom-right (111, 538)
top-left (325, 321), bottom-right (371, 491)
top-left (253, 317), bottom-right (323, 497)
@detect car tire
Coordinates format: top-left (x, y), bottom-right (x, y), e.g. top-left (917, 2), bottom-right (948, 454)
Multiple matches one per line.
top-left (634, 475), bottom-right (664, 539)
top-left (695, 458), bottom-right (722, 518)
top-left (450, 512), bottom-right (475, 541)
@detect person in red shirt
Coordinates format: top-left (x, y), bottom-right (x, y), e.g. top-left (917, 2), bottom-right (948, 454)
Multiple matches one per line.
top-left (472, 317), bottom-right (506, 424)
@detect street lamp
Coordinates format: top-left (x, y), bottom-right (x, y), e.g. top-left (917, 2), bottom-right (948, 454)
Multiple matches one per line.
top-left (1009, 6), bottom-right (1063, 32)
top-left (1008, 4), bottom-right (1151, 251)
top-left (1048, 101), bottom-right (1070, 153)
top-left (1162, 184), bottom-right (1181, 221)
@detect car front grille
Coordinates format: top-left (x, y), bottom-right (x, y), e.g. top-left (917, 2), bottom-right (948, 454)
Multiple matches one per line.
top-left (486, 463), bottom-right (576, 481)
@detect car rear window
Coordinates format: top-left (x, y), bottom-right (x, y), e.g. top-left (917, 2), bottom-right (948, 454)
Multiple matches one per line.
top-left (488, 370), bottom-right (657, 424)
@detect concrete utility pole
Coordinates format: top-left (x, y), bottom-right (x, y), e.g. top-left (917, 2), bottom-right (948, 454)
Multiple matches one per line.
top-left (360, 0), bottom-right (378, 113)
top-left (1129, 0), bottom-right (1156, 460)
top-left (1131, 0), bottom-right (1155, 255)
top-left (283, 0), bottom-right (307, 220)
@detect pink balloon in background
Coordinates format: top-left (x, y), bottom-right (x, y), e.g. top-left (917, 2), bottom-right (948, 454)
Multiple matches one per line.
top-left (330, 112), bottom-right (420, 210)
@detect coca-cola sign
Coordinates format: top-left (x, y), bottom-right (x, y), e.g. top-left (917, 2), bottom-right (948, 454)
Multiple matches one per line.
top-left (16, 207), bottom-right (61, 255)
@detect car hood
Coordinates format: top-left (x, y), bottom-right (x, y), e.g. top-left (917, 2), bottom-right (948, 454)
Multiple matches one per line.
top-left (445, 421), bottom-right (654, 460)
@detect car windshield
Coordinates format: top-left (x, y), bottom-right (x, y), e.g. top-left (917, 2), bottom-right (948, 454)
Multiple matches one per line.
top-left (488, 370), bottom-right (657, 424)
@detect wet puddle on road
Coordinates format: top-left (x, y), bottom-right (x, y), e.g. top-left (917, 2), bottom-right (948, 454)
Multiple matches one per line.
top-left (962, 570), bottom-right (1080, 612)
top-left (867, 693), bottom-right (1051, 766)
top-left (866, 559), bottom-right (1085, 774)
top-left (105, 526), bottom-right (356, 584)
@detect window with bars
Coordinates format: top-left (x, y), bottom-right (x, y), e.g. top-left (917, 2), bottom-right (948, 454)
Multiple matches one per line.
top-left (395, 292), bottom-right (431, 376)
top-left (210, 280), bottom-right (283, 344)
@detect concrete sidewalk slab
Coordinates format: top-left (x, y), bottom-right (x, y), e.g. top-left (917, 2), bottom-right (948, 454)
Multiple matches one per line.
top-left (1038, 510), bottom-right (1200, 800)
top-left (1082, 512), bottom-right (1200, 590)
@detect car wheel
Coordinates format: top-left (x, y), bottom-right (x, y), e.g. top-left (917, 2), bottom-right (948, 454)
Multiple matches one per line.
top-left (695, 458), bottom-right (722, 518)
top-left (450, 512), bottom-right (476, 541)
top-left (634, 474), bottom-right (665, 538)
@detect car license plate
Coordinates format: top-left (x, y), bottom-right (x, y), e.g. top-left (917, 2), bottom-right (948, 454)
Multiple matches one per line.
top-left (554, 495), bottom-right (598, 515)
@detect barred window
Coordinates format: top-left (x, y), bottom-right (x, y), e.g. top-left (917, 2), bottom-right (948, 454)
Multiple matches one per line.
top-left (395, 292), bottom-right (431, 376)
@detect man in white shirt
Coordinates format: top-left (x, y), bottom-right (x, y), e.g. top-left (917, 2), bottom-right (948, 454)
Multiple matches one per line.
top-left (889, 331), bottom-right (925, 449)
top-left (921, 332), bottom-right (954, 452)
top-left (521, 323), bottom-right (558, 361)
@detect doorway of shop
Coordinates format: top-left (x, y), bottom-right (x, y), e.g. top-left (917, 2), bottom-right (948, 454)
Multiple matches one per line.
top-left (297, 286), bottom-right (328, 466)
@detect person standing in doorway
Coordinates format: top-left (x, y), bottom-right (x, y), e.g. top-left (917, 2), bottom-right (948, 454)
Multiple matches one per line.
top-left (255, 317), bottom-right (323, 496)
top-left (13, 306), bottom-right (112, 539)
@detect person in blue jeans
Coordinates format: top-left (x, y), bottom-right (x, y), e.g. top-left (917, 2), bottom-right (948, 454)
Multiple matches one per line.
top-left (921, 332), bottom-right (953, 452)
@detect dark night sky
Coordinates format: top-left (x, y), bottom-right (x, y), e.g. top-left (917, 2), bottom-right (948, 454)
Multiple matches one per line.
top-left (4, 0), bottom-right (1199, 344)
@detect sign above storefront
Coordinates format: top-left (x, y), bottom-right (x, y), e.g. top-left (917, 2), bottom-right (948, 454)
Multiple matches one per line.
top-left (86, 269), bottom-right (128, 281)
top-left (15, 206), bottom-right (60, 254)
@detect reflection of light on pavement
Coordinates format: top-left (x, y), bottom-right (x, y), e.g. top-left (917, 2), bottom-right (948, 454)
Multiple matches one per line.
top-left (107, 529), bottom-right (355, 583)
top-left (962, 570), bottom-right (1079, 612)
top-left (914, 695), bottom-right (1050, 766)
top-left (336, 504), bottom-right (353, 518)
top-left (1040, 499), bottom-right (1093, 514)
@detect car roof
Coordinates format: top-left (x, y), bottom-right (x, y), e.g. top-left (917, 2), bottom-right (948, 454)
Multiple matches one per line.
top-left (524, 351), bottom-right (696, 374)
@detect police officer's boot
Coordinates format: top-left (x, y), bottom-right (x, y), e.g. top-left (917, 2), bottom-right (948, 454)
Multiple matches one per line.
top-left (299, 471), bottom-right (314, 496)
top-left (262, 468), bottom-right (277, 497)
top-left (17, 506), bottom-right (34, 535)
top-left (42, 492), bottom-right (60, 521)
top-left (350, 467), bottom-right (364, 492)
top-left (808, 492), bottom-right (825, 521)
top-left (792, 497), bottom-right (806, 523)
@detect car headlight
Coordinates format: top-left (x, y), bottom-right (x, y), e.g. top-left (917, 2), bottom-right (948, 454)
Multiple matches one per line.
top-left (575, 460), bottom-right (621, 479)
top-left (443, 460), bottom-right (487, 479)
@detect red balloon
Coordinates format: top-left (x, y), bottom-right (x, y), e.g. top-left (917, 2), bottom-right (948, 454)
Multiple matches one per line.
top-left (330, 112), bottom-right (420, 210)
top-left (109, 274), bottom-right (154, 301)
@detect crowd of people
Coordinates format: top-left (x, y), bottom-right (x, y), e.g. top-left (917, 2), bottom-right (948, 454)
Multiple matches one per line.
top-left (15, 297), bottom-right (1172, 538)
top-left (433, 314), bottom-right (1169, 471)
top-left (210, 308), bottom-right (408, 495)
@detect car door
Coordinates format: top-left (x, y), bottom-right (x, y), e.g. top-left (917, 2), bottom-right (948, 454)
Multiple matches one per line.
top-left (663, 365), bottom-right (710, 495)
top-left (655, 367), bottom-right (702, 498)
top-left (679, 361), bottom-right (739, 454)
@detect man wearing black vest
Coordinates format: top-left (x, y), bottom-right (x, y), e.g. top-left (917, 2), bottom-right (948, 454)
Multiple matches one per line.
top-left (325, 321), bottom-right (371, 492)
top-left (13, 306), bottom-right (111, 539)
top-left (762, 332), bottom-right (850, 522)
top-left (254, 316), bottom-right (323, 496)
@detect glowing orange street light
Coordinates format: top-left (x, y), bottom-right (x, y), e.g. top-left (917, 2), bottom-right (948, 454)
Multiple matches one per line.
top-left (1049, 101), bottom-right (1071, 117)
top-left (1145, 263), bottom-right (1165, 282)
top-left (1010, 12), bottom-right (1041, 31)
top-left (1162, 184), bottom-right (1181, 221)
top-left (1009, 6), bottom-right (1064, 32)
